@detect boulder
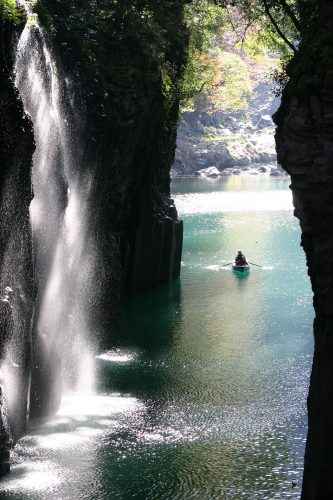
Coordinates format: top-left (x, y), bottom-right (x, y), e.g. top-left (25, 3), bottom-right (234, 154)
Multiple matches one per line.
top-left (270, 170), bottom-right (285, 177)
top-left (257, 165), bottom-right (271, 173)
top-left (195, 166), bottom-right (221, 177)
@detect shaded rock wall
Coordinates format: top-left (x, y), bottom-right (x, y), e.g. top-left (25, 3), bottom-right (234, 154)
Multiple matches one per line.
top-left (128, 197), bottom-right (183, 293)
top-left (274, 1), bottom-right (333, 497)
top-left (37, 0), bottom-right (187, 301)
top-left (0, 10), bottom-right (35, 473)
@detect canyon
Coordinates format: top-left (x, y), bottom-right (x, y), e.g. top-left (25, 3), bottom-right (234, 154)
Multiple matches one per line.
top-left (0, 1), bottom-right (332, 498)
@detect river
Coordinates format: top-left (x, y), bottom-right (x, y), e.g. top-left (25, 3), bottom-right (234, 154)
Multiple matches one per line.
top-left (0, 175), bottom-right (313, 499)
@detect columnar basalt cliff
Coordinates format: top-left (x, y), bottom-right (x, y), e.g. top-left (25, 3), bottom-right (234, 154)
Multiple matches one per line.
top-left (0, 0), bottom-right (187, 474)
top-left (35, 0), bottom-right (186, 299)
top-left (274, 1), bottom-right (333, 497)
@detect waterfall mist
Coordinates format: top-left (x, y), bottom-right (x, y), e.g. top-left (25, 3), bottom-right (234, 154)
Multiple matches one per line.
top-left (8, 3), bottom-right (100, 417)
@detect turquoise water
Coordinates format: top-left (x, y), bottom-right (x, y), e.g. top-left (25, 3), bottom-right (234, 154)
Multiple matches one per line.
top-left (1, 176), bottom-right (313, 499)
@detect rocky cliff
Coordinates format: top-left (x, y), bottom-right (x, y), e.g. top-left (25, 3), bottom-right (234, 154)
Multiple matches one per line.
top-left (0, 6), bottom-right (34, 475)
top-left (173, 65), bottom-right (280, 176)
top-left (36, 0), bottom-right (186, 299)
top-left (274, 1), bottom-right (333, 497)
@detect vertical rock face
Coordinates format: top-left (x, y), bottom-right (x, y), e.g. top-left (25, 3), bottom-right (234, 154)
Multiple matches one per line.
top-left (128, 196), bottom-right (183, 293)
top-left (0, 12), bottom-right (35, 473)
top-left (36, 1), bottom-right (187, 303)
top-left (274, 1), bottom-right (333, 497)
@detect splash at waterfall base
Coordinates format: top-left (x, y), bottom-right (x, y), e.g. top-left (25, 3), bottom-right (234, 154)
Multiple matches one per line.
top-left (0, 1), bottom-right (185, 476)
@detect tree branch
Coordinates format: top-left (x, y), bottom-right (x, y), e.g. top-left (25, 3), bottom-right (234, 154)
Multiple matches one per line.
top-left (278, 0), bottom-right (301, 32)
top-left (262, 0), bottom-right (297, 53)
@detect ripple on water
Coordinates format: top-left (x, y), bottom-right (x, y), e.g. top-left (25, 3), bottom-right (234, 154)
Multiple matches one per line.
top-left (0, 177), bottom-right (313, 499)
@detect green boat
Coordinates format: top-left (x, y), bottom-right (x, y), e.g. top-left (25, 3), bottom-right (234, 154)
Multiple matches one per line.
top-left (232, 263), bottom-right (250, 273)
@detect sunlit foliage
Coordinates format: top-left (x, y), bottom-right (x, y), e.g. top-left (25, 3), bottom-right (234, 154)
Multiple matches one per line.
top-left (0, 0), bottom-right (25, 24)
top-left (180, 0), bottom-right (305, 112)
top-left (22, 0), bottom-right (312, 117)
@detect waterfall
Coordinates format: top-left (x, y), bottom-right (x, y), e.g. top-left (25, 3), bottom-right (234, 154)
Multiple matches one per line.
top-left (8, 2), bottom-right (98, 416)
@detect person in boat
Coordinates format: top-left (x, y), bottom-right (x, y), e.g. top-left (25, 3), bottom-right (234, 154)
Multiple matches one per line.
top-left (235, 251), bottom-right (248, 266)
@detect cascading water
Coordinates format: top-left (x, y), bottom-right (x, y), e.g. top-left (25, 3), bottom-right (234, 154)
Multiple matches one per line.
top-left (9, 2), bottom-right (98, 417)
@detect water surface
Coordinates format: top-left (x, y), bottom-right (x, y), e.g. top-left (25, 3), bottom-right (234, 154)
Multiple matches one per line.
top-left (0, 176), bottom-right (313, 499)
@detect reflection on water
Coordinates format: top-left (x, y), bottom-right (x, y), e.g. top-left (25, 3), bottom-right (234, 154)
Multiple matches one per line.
top-left (172, 175), bottom-right (289, 194)
top-left (0, 176), bottom-right (313, 499)
top-left (1, 392), bottom-right (145, 499)
top-left (175, 190), bottom-right (292, 214)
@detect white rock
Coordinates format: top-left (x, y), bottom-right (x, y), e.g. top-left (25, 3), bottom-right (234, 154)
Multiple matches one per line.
top-left (196, 166), bottom-right (221, 177)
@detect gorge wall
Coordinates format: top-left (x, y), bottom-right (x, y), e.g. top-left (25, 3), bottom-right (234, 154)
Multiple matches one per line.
top-left (274, 1), bottom-right (333, 497)
top-left (0, 6), bottom-right (34, 475)
top-left (173, 80), bottom-right (279, 176)
top-left (0, 0), bottom-right (187, 474)
top-left (35, 0), bottom-right (186, 301)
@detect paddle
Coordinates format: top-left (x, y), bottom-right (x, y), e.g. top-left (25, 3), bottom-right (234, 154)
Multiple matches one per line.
top-left (248, 261), bottom-right (263, 268)
top-left (220, 262), bottom-right (233, 267)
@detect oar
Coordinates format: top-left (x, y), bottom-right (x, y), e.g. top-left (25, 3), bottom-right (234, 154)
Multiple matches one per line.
top-left (249, 261), bottom-right (263, 268)
top-left (221, 262), bottom-right (233, 267)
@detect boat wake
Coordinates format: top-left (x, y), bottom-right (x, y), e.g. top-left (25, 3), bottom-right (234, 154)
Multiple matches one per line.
top-left (204, 264), bottom-right (274, 272)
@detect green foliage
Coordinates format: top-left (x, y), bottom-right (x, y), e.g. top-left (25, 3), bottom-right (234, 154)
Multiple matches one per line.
top-left (180, 0), bottom-right (305, 114)
top-left (34, 3), bottom-right (185, 72)
top-left (0, 0), bottom-right (25, 24)
top-left (30, 0), bottom-right (189, 137)
top-left (182, 45), bottom-right (253, 113)
top-left (25, 0), bottom-right (306, 120)
top-left (237, 35), bottom-right (269, 63)
top-left (34, 0), bottom-right (53, 31)
top-left (212, 51), bottom-right (252, 112)
top-left (180, 1), bottom-right (226, 104)
top-left (220, 1), bottom-right (300, 61)
top-left (180, 1), bottom-right (257, 114)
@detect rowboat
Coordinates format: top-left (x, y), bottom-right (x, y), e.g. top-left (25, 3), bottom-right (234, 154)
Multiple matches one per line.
top-left (232, 263), bottom-right (250, 273)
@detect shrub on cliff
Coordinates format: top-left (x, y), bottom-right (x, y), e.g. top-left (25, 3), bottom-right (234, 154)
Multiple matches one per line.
top-left (0, 0), bottom-right (25, 24)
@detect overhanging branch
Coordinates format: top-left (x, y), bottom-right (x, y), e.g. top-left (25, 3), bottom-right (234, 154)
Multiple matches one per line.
top-left (212, 0), bottom-right (298, 53)
top-left (278, 0), bottom-right (301, 32)
top-left (262, 0), bottom-right (297, 53)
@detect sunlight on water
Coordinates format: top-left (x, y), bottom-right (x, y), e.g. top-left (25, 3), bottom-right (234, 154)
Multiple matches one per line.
top-left (176, 189), bottom-right (292, 215)
top-left (57, 392), bottom-right (143, 419)
top-left (1, 392), bottom-right (144, 498)
top-left (0, 177), bottom-right (313, 499)
top-left (96, 350), bottom-right (138, 363)
top-left (3, 461), bottom-right (62, 493)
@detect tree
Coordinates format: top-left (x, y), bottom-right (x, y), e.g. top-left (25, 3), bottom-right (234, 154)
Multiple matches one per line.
top-left (180, 0), bottom-right (296, 112)
top-left (213, 0), bottom-right (301, 54)
top-left (180, 0), bottom-right (316, 110)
